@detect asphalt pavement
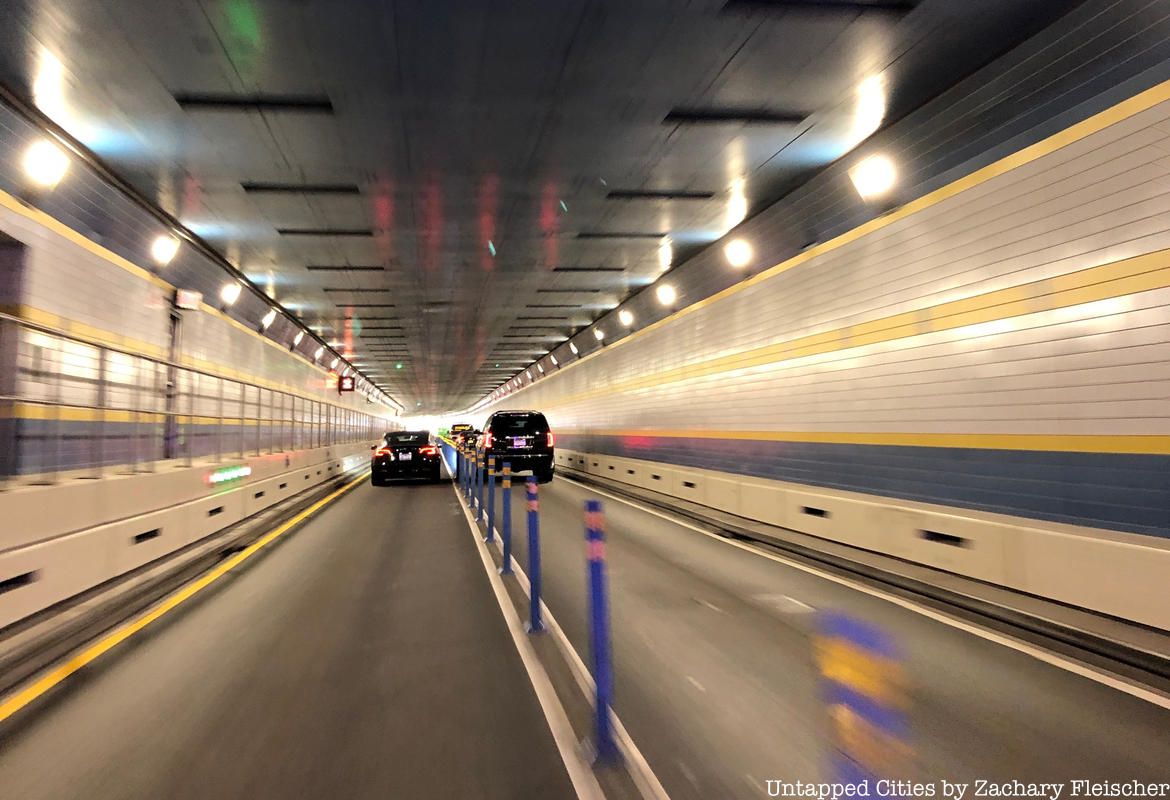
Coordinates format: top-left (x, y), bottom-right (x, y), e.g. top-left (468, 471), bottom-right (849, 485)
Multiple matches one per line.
top-left (0, 475), bottom-right (577, 800)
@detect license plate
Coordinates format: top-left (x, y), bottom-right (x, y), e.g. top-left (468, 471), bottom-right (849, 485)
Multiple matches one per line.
top-left (398, 452), bottom-right (412, 461)
top-left (511, 436), bottom-right (530, 448)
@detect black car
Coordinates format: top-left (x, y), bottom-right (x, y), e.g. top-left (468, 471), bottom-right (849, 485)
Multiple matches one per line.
top-left (480, 411), bottom-right (554, 483)
top-left (371, 431), bottom-right (442, 484)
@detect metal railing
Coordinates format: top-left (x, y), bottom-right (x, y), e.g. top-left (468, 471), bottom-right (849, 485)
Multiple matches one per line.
top-left (0, 312), bottom-right (385, 487)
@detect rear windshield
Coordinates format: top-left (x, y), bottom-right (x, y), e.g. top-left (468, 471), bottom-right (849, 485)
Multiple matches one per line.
top-left (386, 432), bottom-right (429, 445)
top-left (491, 414), bottom-right (548, 434)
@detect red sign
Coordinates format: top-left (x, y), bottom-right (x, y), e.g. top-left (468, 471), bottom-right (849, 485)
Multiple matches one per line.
top-left (338, 375), bottom-right (356, 394)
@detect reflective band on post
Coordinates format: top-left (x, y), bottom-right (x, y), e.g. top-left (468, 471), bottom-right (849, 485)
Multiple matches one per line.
top-left (501, 462), bottom-right (513, 575)
top-left (486, 456), bottom-right (497, 543)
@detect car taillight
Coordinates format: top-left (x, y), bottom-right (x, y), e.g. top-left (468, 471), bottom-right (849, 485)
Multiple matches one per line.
top-left (483, 431), bottom-right (493, 448)
top-left (419, 445), bottom-right (438, 456)
top-left (375, 447), bottom-right (390, 456)
top-left (547, 431), bottom-right (555, 447)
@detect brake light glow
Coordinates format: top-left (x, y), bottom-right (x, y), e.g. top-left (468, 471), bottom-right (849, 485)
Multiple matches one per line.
top-left (547, 431), bottom-right (555, 447)
top-left (375, 447), bottom-right (391, 456)
top-left (419, 445), bottom-right (438, 456)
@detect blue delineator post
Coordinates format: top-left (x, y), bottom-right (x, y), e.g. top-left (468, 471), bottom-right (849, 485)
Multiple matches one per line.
top-left (486, 456), bottom-right (496, 543)
top-left (526, 477), bottom-right (544, 633)
top-left (475, 451), bottom-right (484, 520)
top-left (585, 499), bottom-right (617, 762)
top-left (500, 462), bottom-right (513, 575)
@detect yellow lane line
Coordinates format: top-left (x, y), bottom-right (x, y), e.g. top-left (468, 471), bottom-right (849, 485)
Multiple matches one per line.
top-left (0, 469), bottom-right (371, 725)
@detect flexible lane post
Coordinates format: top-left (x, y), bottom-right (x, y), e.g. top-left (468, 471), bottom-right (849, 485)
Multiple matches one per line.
top-left (500, 462), bottom-right (513, 575)
top-left (486, 455), bottom-right (497, 543)
top-left (585, 499), bottom-right (617, 763)
top-left (476, 450), bottom-right (485, 518)
top-left (525, 476), bottom-right (544, 633)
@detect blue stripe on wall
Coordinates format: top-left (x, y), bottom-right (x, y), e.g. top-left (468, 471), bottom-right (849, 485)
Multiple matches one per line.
top-left (560, 434), bottom-right (1170, 539)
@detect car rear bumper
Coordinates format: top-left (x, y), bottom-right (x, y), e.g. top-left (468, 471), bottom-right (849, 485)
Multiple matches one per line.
top-left (372, 459), bottom-right (439, 479)
top-left (485, 452), bottom-right (553, 474)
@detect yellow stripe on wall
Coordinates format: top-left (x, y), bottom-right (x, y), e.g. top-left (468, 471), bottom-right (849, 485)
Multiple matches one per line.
top-left (579, 429), bottom-right (1170, 455)
top-left (501, 75), bottom-right (1170, 401)
top-left (544, 247), bottom-right (1170, 410)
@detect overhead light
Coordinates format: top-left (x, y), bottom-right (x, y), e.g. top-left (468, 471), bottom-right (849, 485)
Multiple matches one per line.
top-left (260, 308), bottom-right (278, 329)
top-left (150, 235), bottom-right (181, 266)
top-left (658, 238), bottom-right (672, 270)
top-left (724, 238), bottom-right (753, 268)
top-left (656, 283), bottom-right (677, 306)
top-left (526, 369), bottom-right (533, 379)
top-left (330, 357), bottom-right (340, 370)
top-left (395, 362), bottom-right (403, 370)
top-left (618, 309), bottom-right (634, 327)
top-left (550, 354), bottom-right (558, 366)
top-left (293, 330), bottom-right (305, 346)
top-left (488, 240), bottom-right (497, 257)
top-left (849, 153), bottom-right (896, 200)
top-left (314, 346), bottom-right (324, 361)
top-left (23, 139), bottom-right (69, 188)
top-left (219, 281), bottom-right (242, 306)
top-left (569, 342), bottom-right (579, 355)
top-left (537, 363), bottom-right (545, 373)
top-left (593, 328), bottom-right (605, 341)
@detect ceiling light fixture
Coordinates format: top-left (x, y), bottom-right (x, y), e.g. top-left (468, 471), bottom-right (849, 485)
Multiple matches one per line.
top-left (219, 281), bottom-right (242, 306)
top-left (314, 346), bottom-right (324, 361)
top-left (293, 330), bottom-right (305, 347)
top-left (150, 235), bottom-right (181, 266)
top-left (656, 283), bottom-right (677, 306)
top-left (22, 139), bottom-right (69, 188)
top-left (593, 328), bottom-right (605, 341)
top-left (724, 238), bottom-right (753, 268)
top-left (849, 153), bottom-right (897, 200)
top-left (260, 308), bottom-right (278, 330)
top-left (569, 342), bottom-right (579, 355)
top-left (618, 309), bottom-right (634, 327)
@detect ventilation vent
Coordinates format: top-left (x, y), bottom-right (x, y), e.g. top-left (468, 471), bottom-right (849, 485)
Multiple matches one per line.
top-left (606, 189), bottom-right (715, 200)
top-left (208, 506), bottom-right (225, 517)
top-left (277, 228), bottom-right (373, 237)
top-left (664, 107), bottom-right (806, 125)
top-left (552, 266), bottom-right (625, 272)
top-left (801, 506), bottom-right (829, 518)
top-left (920, 530), bottom-right (968, 547)
top-left (307, 265), bottom-right (385, 272)
top-left (174, 93), bottom-right (334, 113)
top-left (722, 0), bottom-right (915, 13)
top-left (242, 182), bottom-right (359, 195)
top-left (0, 570), bottom-right (38, 595)
top-left (576, 231), bottom-right (667, 239)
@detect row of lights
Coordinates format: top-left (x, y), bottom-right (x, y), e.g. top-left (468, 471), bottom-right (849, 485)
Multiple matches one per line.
top-left (489, 148), bottom-right (897, 403)
top-left (21, 136), bottom-right (398, 411)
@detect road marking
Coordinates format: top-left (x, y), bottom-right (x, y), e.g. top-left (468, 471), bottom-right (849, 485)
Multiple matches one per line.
top-left (458, 482), bottom-right (672, 800)
top-left (694, 598), bottom-right (724, 614)
top-left (0, 470), bottom-right (371, 725)
top-left (753, 594), bottom-right (816, 614)
top-left (558, 475), bottom-right (1170, 711)
top-left (685, 676), bottom-right (706, 693)
top-left (448, 477), bottom-right (604, 800)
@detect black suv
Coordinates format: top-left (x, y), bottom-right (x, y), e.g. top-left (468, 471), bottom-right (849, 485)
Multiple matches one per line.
top-left (480, 411), bottom-right (554, 483)
top-left (371, 431), bottom-right (442, 484)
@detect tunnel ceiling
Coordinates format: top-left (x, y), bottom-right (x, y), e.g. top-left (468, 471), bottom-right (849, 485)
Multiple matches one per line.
top-left (0, 0), bottom-right (1081, 413)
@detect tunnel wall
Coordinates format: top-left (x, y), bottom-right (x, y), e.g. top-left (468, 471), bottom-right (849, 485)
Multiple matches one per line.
top-left (476, 80), bottom-right (1170, 629)
top-left (0, 166), bottom-right (394, 629)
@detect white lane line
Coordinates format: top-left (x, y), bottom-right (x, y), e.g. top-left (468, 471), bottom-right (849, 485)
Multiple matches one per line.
top-left (449, 484), bottom-right (604, 800)
top-left (558, 474), bottom-right (1170, 711)
top-left (695, 598), bottom-right (725, 614)
top-left (463, 488), bottom-right (672, 800)
top-left (685, 676), bottom-right (706, 693)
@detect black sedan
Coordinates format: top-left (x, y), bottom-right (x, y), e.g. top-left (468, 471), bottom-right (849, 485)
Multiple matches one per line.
top-left (371, 431), bottom-right (442, 484)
